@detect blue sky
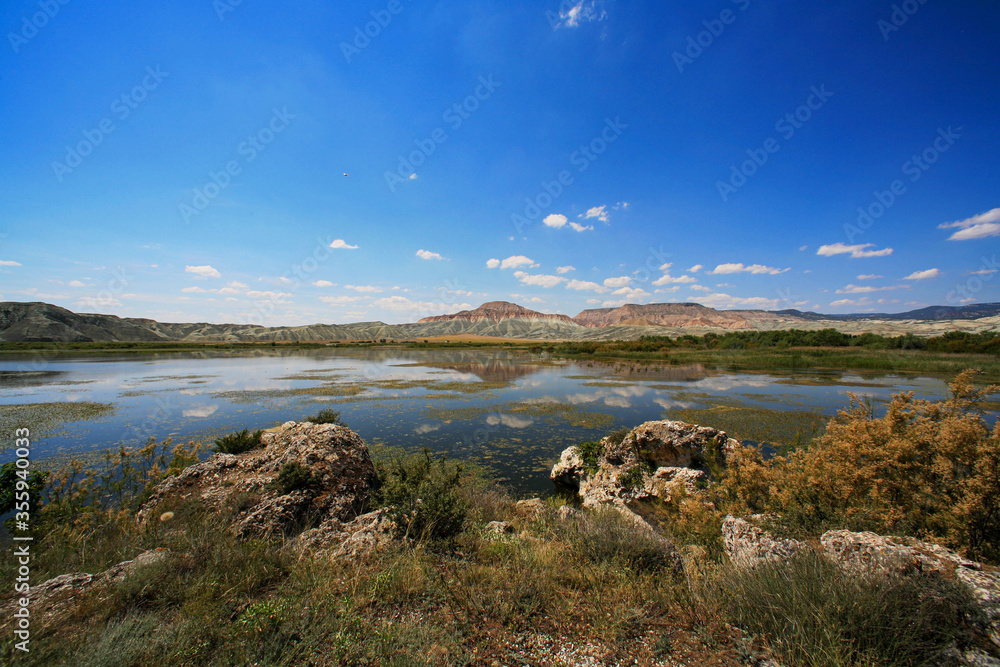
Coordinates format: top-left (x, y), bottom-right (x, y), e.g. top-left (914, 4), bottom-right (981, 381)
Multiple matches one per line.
top-left (1, 0), bottom-right (998, 326)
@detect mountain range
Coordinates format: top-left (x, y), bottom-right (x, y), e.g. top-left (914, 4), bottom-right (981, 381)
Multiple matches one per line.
top-left (2, 300), bottom-right (1000, 344)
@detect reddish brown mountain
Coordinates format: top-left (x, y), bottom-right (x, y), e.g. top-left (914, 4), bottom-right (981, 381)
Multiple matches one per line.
top-left (417, 301), bottom-right (575, 324)
top-left (571, 303), bottom-right (754, 329)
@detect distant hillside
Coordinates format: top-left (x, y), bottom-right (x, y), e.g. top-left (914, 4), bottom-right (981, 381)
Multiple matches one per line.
top-left (2, 300), bottom-right (1000, 344)
top-left (418, 301), bottom-right (575, 325)
top-left (574, 303), bottom-right (776, 329)
top-left (777, 303), bottom-right (1000, 322)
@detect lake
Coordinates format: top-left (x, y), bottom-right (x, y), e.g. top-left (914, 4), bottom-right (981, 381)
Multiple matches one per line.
top-left (0, 348), bottom-right (975, 495)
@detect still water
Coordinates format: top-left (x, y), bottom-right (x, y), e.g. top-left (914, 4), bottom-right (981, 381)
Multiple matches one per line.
top-left (0, 348), bottom-right (968, 495)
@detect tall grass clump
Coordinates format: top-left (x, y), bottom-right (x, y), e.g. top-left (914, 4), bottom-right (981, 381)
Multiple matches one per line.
top-left (212, 428), bottom-right (263, 454)
top-left (715, 552), bottom-right (984, 667)
top-left (5, 438), bottom-right (202, 581)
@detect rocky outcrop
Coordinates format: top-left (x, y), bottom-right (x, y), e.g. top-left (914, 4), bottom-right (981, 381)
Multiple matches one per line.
top-left (821, 531), bottom-right (1000, 652)
top-left (722, 516), bottom-right (807, 570)
top-left (291, 509), bottom-right (400, 560)
top-left (2, 549), bottom-right (172, 621)
top-left (551, 420), bottom-right (738, 509)
top-left (139, 421), bottom-right (379, 538)
top-left (719, 520), bottom-right (1000, 657)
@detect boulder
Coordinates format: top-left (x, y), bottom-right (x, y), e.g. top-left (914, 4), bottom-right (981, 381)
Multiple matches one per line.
top-left (138, 421), bottom-right (379, 539)
top-left (722, 515), bottom-right (807, 570)
top-left (2, 549), bottom-right (172, 623)
top-left (821, 530), bottom-right (1000, 651)
top-left (514, 497), bottom-right (549, 519)
top-left (292, 509), bottom-right (399, 560)
top-left (550, 420), bottom-right (738, 509)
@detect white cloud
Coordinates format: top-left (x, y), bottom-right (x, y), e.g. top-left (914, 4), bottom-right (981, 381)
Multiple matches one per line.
top-left (556, 266), bottom-right (576, 274)
top-left (218, 287), bottom-right (241, 295)
top-left (603, 276), bottom-right (631, 288)
top-left (835, 284), bottom-right (909, 294)
top-left (687, 264), bottom-right (703, 273)
top-left (816, 243), bottom-right (893, 258)
top-left (68, 280), bottom-right (88, 288)
top-left (513, 271), bottom-right (566, 288)
top-left (228, 281), bottom-right (247, 288)
top-left (939, 208), bottom-right (1000, 241)
top-left (584, 205), bottom-right (609, 223)
top-left (569, 222), bottom-right (593, 232)
top-left (653, 273), bottom-right (697, 285)
top-left (75, 296), bottom-right (122, 309)
top-left (185, 265), bottom-right (221, 279)
top-left (182, 286), bottom-right (208, 293)
top-left (329, 239), bottom-right (358, 249)
top-left (709, 263), bottom-right (789, 275)
top-left (277, 277), bottom-right (295, 285)
top-left (313, 280), bottom-right (334, 287)
top-left (611, 287), bottom-right (650, 300)
top-left (831, 297), bottom-right (873, 307)
top-left (371, 296), bottom-right (472, 313)
top-left (856, 274), bottom-right (883, 280)
top-left (968, 269), bottom-right (998, 276)
top-left (690, 285), bottom-right (712, 292)
top-left (798, 245), bottom-right (808, 252)
top-left (553, 0), bottom-right (607, 29)
top-left (543, 214), bottom-right (568, 228)
top-left (319, 296), bottom-right (360, 304)
top-left (903, 268), bottom-right (941, 280)
top-left (654, 286), bottom-right (680, 294)
top-left (697, 293), bottom-right (780, 310)
top-left (345, 284), bottom-right (383, 293)
top-left (246, 291), bottom-right (292, 303)
top-left (566, 279), bottom-right (607, 293)
top-left (408, 173), bottom-right (418, 180)
top-left (0, 260), bottom-right (22, 267)
top-left (500, 255), bottom-right (537, 270)
top-left (416, 249), bottom-right (445, 261)
top-left (486, 258), bottom-right (501, 269)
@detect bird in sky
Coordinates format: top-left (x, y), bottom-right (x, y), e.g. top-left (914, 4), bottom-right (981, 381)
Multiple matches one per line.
top-left (343, 173), bottom-right (350, 177)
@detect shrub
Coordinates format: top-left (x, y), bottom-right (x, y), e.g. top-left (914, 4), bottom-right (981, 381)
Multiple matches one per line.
top-left (0, 461), bottom-right (47, 531)
top-left (575, 440), bottom-right (604, 473)
top-left (373, 449), bottom-right (467, 542)
top-left (213, 428), bottom-right (263, 455)
top-left (716, 551), bottom-right (984, 667)
top-left (306, 408), bottom-right (343, 425)
top-left (270, 461), bottom-right (317, 495)
top-left (718, 370), bottom-right (1000, 563)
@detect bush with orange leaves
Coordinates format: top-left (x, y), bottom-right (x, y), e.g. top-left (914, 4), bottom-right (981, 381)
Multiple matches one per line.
top-left (713, 369), bottom-right (1000, 564)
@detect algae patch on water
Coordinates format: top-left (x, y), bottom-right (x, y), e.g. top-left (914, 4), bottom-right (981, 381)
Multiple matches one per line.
top-left (664, 403), bottom-right (828, 449)
top-left (0, 402), bottom-right (117, 439)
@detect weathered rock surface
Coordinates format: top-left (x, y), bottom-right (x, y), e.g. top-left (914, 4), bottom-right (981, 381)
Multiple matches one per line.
top-left (139, 421), bottom-right (379, 538)
top-left (3, 549), bottom-right (172, 621)
top-left (514, 497), bottom-right (549, 519)
top-left (291, 509), bottom-right (399, 559)
top-left (722, 515), bottom-right (807, 570)
top-left (821, 530), bottom-right (1000, 651)
top-left (551, 420), bottom-right (738, 510)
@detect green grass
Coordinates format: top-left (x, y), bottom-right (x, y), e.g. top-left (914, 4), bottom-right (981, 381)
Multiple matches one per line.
top-left (213, 428), bottom-right (263, 454)
top-left (712, 551), bottom-right (984, 667)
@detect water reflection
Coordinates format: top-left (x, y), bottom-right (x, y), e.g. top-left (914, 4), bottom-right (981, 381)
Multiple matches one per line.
top-left (0, 348), bottom-right (978, 494)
